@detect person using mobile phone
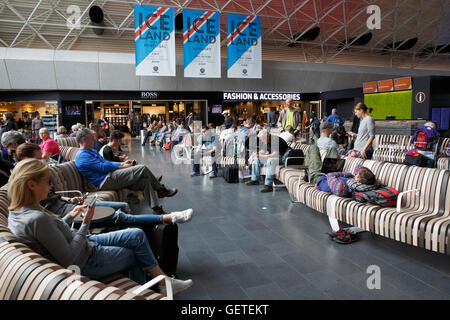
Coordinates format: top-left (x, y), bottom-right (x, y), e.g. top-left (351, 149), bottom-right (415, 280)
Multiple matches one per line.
top-left (8, 159), bottom-right (193, 295)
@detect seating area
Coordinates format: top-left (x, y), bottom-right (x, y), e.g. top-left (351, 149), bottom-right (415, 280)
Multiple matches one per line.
top-left (0, 184), bottom-right (168, 300)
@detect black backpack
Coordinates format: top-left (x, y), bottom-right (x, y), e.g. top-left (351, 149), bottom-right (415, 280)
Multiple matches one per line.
top-left (281, 148), bottom-right (304, 166)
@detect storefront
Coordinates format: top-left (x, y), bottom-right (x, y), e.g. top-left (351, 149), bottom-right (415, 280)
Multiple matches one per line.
top-left (221, 91), bottom-right (321, 124)
top-left (0, 100), bottom-right (58, 139)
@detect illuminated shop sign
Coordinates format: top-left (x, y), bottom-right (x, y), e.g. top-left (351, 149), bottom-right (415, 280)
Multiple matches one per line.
top-left (223, 92), bottom-right (301, 101)
top-left (141, 91), bottom-right (158, 99)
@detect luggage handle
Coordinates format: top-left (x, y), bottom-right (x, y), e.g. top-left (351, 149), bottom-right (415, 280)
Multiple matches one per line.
top-left (132, 274), bottom-right (174, 300)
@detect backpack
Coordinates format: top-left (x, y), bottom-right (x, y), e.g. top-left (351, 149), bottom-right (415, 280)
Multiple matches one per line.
top-left (411, 126), bottom-right (439, 151)
top-left (164, 141), bottom-right (172, 150)
top-left (332, 115), bottom-right (344, 130)
top-left (312, 118), bottom-right (320, 134)
top-left (281, 148), bottom-right (304, 166)
top-left (352, 186), bottom-right (399, 207)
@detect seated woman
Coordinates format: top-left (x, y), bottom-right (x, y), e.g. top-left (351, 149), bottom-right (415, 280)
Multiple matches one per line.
top-left (56, 126), bottom-right (68, 139)
top-left (15, 142), bottom-right (193, 229)
top-left (7, 158), bottom-right (193, 295)
top-left (39, 128), bottom-right (60, 161)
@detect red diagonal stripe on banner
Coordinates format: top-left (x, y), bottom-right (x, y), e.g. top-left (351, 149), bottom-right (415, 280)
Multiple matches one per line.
top-left (135, 7), bottom-right (168, 41)
top-left (183, 11), bottom-right (214, 43)
top-left (227, 16), bottom-right (256, 46)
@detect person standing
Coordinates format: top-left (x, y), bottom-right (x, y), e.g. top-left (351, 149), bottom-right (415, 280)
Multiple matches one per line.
top-left (135, 111), bottom-right (142, 138)
top-left (267, 107), bottom-right (278, 128)
top-left (128, 110), bottom-right (136, 135)
top-left (278, 98), bottom-right (301, 136)
top-left (301, 110), bottom-right (308, 133)
top-left (0, 112), bottom-right (18, 142)
top-left (31, 112), bottom-right (44, 144)
top-left (347, 103), bottom-right (375, 159)
top-left (223, 111), bottom-right (233, 129)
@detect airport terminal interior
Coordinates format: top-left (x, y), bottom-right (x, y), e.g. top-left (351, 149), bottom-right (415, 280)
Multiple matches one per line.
top-left (0, 0), bottom-right (449, 303)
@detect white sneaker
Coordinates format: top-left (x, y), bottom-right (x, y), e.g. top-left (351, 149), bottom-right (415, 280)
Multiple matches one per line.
top-left (159, 278), bottom-right (193, 296)
top-left (170, 209), bottom-right (193, 224)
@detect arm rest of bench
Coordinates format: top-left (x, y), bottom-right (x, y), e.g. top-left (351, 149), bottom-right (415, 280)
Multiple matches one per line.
top-left (132, 274), bottom-right (173, 300)
top-left (396, 189), bottom-right (420, 213)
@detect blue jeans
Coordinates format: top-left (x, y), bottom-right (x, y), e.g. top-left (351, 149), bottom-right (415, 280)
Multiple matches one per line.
top-left (82, 228), bottom-right (157, 285)
top-left (251, 157), bottom-right (280, 186)
top-left (88, 201), bottom-right (164, 229)
top-left (142, 131), bottom-right (152, 145)
top-left (135, 124), bottom-right (141, 136)
top-left (192, 151), bottom-right (217, 174)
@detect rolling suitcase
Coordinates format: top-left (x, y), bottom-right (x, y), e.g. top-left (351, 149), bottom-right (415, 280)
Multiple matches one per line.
top-left (143, 223), bottom-right (179, 277)
top-left (223, 164), bottom-right (239, 183)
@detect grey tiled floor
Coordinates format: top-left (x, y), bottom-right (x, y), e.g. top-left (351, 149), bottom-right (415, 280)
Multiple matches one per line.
top-left (127, 138), bottom-right (450, 300)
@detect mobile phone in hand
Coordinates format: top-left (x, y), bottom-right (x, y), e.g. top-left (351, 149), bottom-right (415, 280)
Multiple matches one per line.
top-left (79, 192), bottom-right (89, 204)
top-left (132, 160), bottom-right (137, 166)
top-left (81, 194), bottom-right (98, 218)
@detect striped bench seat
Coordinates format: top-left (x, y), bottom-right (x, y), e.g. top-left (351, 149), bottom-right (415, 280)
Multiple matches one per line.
top-left (49, 161), bottom-right (127, 202)
top-left (0, 187), bottom-right (166, 300)
top-left (55, 137), bottom-right (78, 148)
top-left (279, 151), bottom-right (450, 254)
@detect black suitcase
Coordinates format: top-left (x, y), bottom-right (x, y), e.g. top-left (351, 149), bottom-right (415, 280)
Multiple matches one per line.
top-left (143, 223), bottom-right (179, 277)
top-left (223, 165), bottom-right (239, 183)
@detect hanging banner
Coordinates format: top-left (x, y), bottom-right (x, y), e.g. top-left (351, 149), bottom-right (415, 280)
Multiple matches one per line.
top-left (227, 13), bottom-right (261, 79)
top-left (134, 5), bottom-right (175, 76)
top-left (183, 9), bottom-right (221, 78)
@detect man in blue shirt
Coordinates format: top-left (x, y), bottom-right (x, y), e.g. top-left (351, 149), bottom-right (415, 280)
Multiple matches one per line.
top-left (75, 128), bottom-right (177, 214)
top-left (325, 108), bottom-right (345, 130)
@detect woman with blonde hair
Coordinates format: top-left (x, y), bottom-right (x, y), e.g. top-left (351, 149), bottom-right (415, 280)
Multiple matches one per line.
top-left (7, 159), bottom-right (193, 295)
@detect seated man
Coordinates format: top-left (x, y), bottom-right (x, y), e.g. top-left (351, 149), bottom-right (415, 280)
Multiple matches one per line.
top-left (100, 130), bottom-right (127, 162)
top-left (191, 126), bottom-right (218, 179)
top-left (75, 128), bottom-right (177, 215)
top-left (171, 121), bottom-right (188, 147)
top-left (91, 123), bottom-right (107, 151)
top-left (245, 129), bottom-right (289, 193)
top-left (316, 121), bottom-right (339, 151)
top-left (279, 125), bottom-right (295, 144)
top-left (69, 124), bottom-right (78, 137)
top-left (1, 130), bottom-right (26, 168)
top-left (39, 128), bottom-right (60, 160)
top-left (141, 121), bottom-right (158, 146)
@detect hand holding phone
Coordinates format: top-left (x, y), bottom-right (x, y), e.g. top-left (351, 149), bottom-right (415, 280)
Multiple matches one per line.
top-left (81, 194), bottom-right (98, 219)
top-left (132, 160), bottom-right (137, 166)
top-left (78, 192), bottom-right (89, 205)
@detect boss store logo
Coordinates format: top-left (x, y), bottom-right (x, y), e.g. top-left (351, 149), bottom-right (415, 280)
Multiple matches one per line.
top-left (141, 91), bottom-right (158, 99)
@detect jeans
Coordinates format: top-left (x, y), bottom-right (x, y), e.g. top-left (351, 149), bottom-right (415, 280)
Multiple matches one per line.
top-left (135, 124), bottom-right (141, 137)
top-left (142, 131), bottom-right (152, 145)
top-left (82, 228), bottom-right (157, 285)
top-left (192, 151), bottom-right (217, 174)
top-left (251, 157), bottom-right (280, 186)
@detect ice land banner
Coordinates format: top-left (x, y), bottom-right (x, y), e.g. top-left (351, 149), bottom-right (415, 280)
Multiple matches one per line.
top-left (183, 9), bottom-right (221, 78)
top-left (134, 5), bottom-right (175, 76)
top-left (227, 13), bottom-right (261, 79)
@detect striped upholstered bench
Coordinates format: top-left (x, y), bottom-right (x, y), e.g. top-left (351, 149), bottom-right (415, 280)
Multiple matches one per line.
top-left (55, 137), bottom-right (78, 148)
top-left (49, 161), bottom-right (127, 202)
top-left (436, 137), bottom-right (450, 170)
top-left (372, 134), bottom-right (413, 163)
top-left (279, 155), bottom-right (450, 255)
top-left (58, 146), bottom-right (80, 162)
top-left (0, 186), bottom-right (168, 300)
